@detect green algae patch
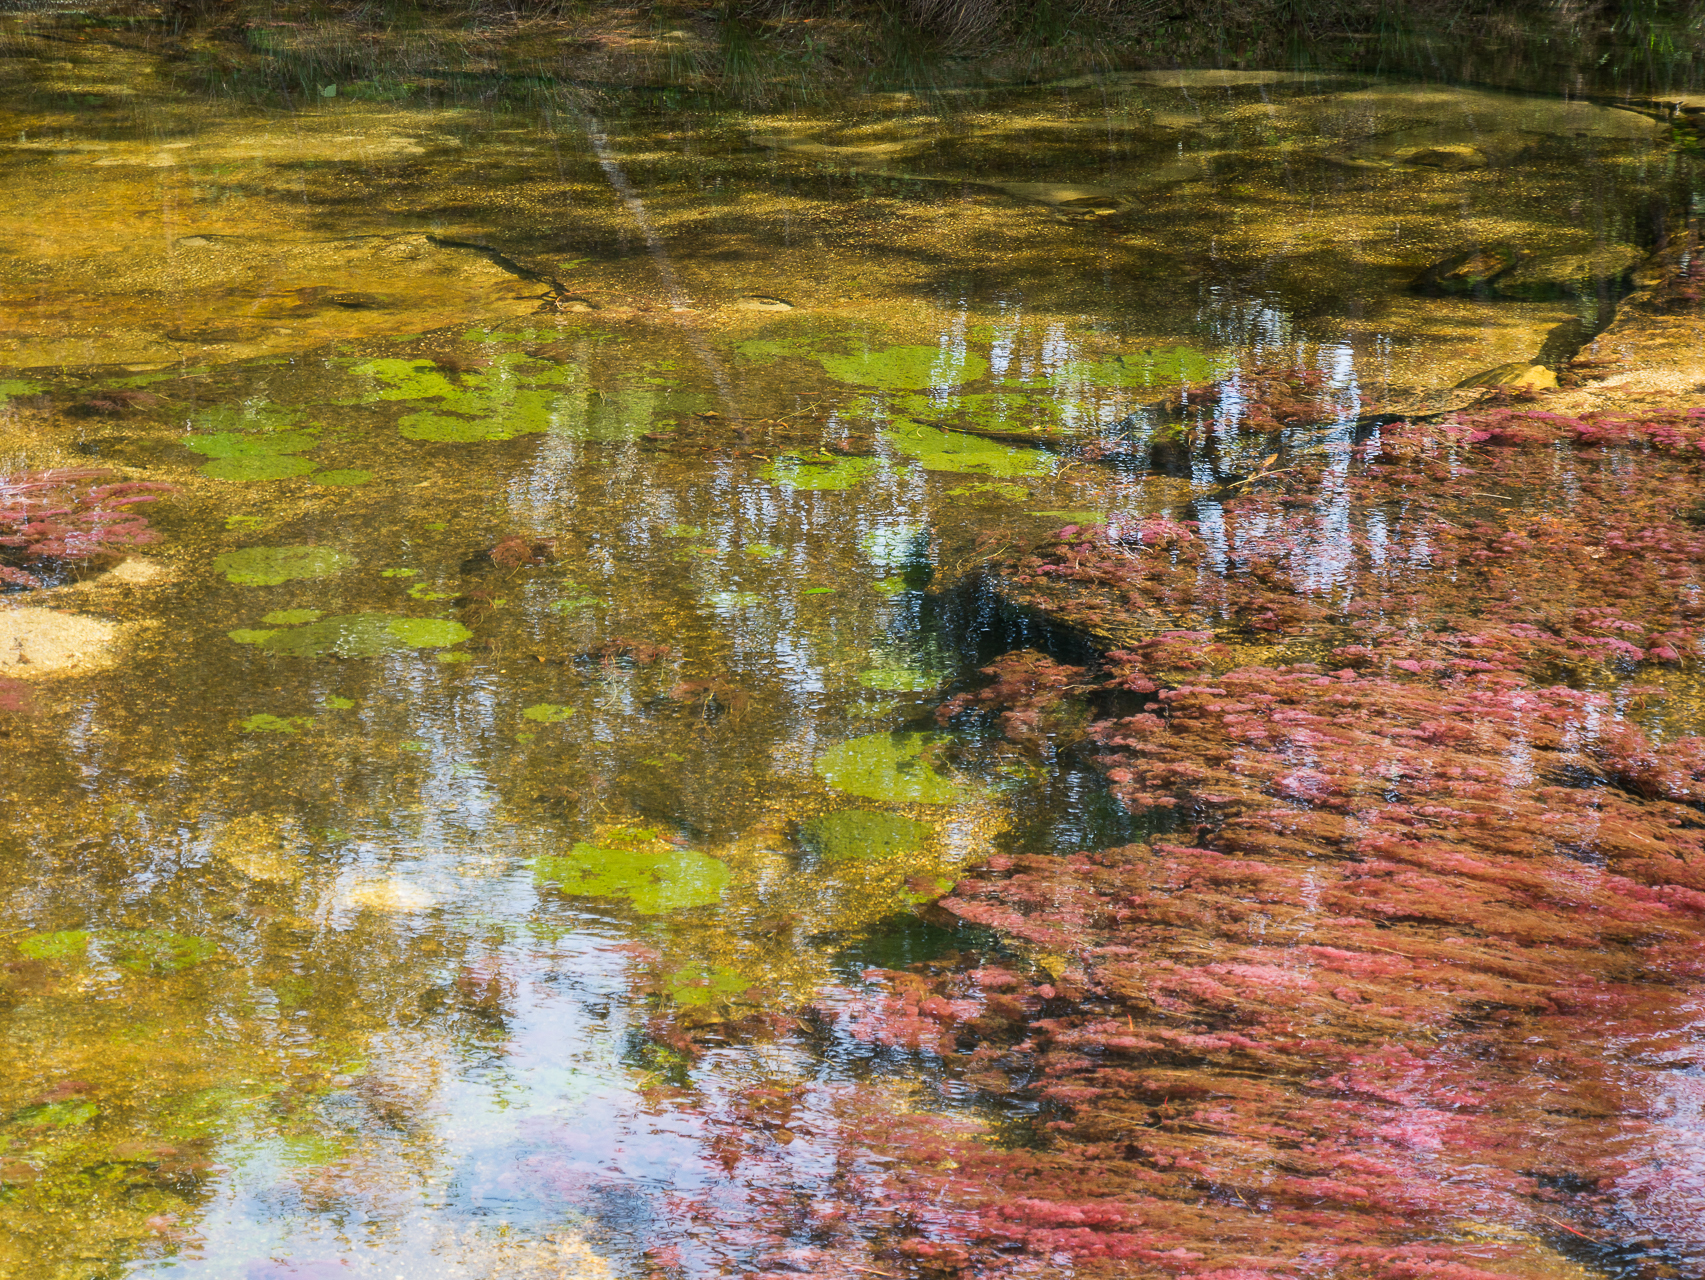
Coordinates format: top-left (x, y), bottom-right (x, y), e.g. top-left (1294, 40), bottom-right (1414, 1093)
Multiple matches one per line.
top-left (106, 930), bottom-right (217, 973)
top-left (550, 583), bottom-right (600, 612)
top-left (232, 613), bottom-right (470, 658)
top-left (535, 833), bottom-right (730, 914)
top-left (0, 378), bottom-right (45, 402)
top-left (815, 731), bottom-right (968, 805)
top-left (228, 628), bottom-right (278, 644)
top-left (663, 524), bottom-right (706, 538)
top-left (13, 1099), bottom-right (98, 1128)
top-left (312, 469), bottom-right (373, 487)
top-left (663, 963), bottom-right (751, 1007)
top-left (240, 713), bottom-right (311, 733)
top-left (322, 695), bottom-right (356, 709)
top-left (261, 609), bottom-right (323, 626)
top-left (761, 456), bottom-right (876, 491)
top-left (18, 928), bottom-right (214, 973)
top-left (1032, 510), bottom-right (1108, 525)
top-left (398, 405), bottom-right (541, 443)
top-left (183, 430), bottom-right (320, 458)
top-left (522, 703), bottom-right (575, 723)
top-left (819, 345), bottom-right (988, 390)
top-left (1045, 346), bottom-right (1222, 390)
top-left (949, 481), bottom-right (1030, 502)
top-left (800, 810), bottom-right (933, 861)
top-left (18, 930), bottom-right (93, 961)
top-left (387, 618), bottom-right (470, 648)
top-left (214, 546), bottom-right (354, 586)
top-left (887, 423), bottom-right (1052, 477)
top-left (351, 359), bottom-right (461, 401)
top-left (381, 568), bottom-right (419, 578)
top-left (201, 454), bottom-right (320, 482)
top-left (356, 353), bottom-right (604, 443)
top-left (858, 652), bottom-right (945, 692)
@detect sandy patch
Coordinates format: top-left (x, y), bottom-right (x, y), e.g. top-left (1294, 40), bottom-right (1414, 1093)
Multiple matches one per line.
top-left (0, 607), bottom-right (120, 674)
top-left (100, 557), bottom-right (175, 586)
top-left (213, 813), bottom-right (307, 884)
top-left (342, 880), bottom-right (435, 913)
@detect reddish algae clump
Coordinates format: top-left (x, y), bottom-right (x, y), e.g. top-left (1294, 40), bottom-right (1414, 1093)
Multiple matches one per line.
top-left (790, 400), bottom-right (1705, 1276)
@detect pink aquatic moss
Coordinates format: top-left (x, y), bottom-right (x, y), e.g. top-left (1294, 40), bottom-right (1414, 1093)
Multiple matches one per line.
top-left (0, 468), bottom-right (173, 587)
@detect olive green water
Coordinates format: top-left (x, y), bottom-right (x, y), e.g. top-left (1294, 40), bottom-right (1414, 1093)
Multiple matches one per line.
top-left (2, 9), bottom-right (1704, 1278)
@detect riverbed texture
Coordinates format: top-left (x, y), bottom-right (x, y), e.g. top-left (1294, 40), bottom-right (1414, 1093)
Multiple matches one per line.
top-left (4, 4), bottom-right (1705, 1279)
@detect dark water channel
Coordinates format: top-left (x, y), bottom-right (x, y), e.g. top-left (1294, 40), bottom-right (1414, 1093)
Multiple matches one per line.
top-left (3, 8), bottom-right (1705, 1278)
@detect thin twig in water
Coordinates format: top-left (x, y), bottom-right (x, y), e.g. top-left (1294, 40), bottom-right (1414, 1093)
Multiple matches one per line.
top-left (1532, 1211), bottom-right (1597, 1241)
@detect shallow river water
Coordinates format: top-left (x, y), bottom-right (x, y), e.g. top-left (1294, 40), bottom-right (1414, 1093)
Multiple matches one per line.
top-left (5, 9), bottom-right (1705, 1280)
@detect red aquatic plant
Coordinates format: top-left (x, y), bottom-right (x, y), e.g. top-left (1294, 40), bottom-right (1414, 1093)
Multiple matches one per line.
top-left (490, 534), bottom-right (556, 570)
top-left (818, 659), bottom-right (1705, 1273)
top-left (994, 406), bottom-right (1705, 682)
top-left (852, 396), bottom-right (1705, 1273)
top-left (0, 677), bottom-right (36, 716)
top-left (0, 468), bottom-right (173, 588)
top-left (935, 649), bottom-right (1086, 747)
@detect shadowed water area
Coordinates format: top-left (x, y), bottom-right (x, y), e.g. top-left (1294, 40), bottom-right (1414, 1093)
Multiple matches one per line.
top-left (6, 6), bottom-right (1705, 1278)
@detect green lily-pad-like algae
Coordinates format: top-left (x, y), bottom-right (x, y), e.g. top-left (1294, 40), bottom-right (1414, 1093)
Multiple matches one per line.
top-left (886, 423), bottom-right (1052, 477)
top-left (357, 353), bottom-right (706, 443)
top-left (761, 456), bottom-right (876, 491)
top-left (819, 345), bottom-right (988, 390)
top-left (800, 810), bottom-right (933, 861)
top-left (663, 963), bottom-right (752, 1007)
top-left (183, 412), bottom-right (321, 481)
top-left (214, 546), bottom-right (354, 586)
top-left (815, 731), bottom-right (967, 804)
top-left (201, 455), bottom-right (320, 482)
top-left (534, 830), bottom-right (730, 914)
top-left (230, 613), bottom-right (470, 658)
